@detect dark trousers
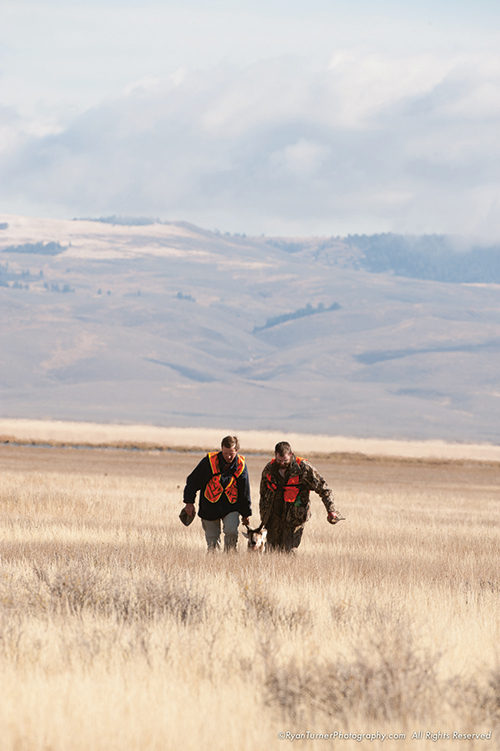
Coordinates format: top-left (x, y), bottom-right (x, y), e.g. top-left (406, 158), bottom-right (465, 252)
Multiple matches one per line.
top-left (265, 495), bottom-right (306, 551)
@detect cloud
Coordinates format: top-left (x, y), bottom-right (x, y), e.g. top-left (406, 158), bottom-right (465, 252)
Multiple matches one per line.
top-left (0, 103), bottom-right (22, 154)
top-left (2, 52), bottom-right (500, 236)
top-left (269, 139), bottom-right (331, 177)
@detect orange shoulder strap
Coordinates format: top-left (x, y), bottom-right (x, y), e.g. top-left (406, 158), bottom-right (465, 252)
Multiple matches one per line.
top-left (207, 452), bottom-right (219, 474)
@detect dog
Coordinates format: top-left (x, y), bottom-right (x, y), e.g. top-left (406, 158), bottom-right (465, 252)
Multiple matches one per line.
top-left (242, 523), bottom-right (267, 552)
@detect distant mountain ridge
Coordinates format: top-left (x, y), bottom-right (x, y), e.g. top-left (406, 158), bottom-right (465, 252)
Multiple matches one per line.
top-left (3, 217), bottom-right (499, 283)
top-left (0, 214), bottom-right (499, 443)
top-left (264, 233), bottom-right (500, 284)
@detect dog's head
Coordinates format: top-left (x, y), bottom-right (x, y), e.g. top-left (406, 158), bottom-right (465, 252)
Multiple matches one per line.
top-left (242, 524), bottom-right (267, 552)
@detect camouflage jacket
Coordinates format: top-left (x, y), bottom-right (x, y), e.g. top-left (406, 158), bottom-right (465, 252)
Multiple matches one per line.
top-left (259, 455), bottom-right (336, 527)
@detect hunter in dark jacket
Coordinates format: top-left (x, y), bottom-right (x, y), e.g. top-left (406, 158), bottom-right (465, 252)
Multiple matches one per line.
top-left (183, 435), bottom-right (251, 551)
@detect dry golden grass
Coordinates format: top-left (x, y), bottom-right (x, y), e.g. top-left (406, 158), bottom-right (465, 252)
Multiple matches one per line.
top-left (0, 445), bottom-right (499, 750)
top-left (2, 417), bottom-right (500, 462)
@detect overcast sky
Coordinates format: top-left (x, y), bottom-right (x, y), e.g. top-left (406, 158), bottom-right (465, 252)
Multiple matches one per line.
top-left (1, 0), bottom-right (500, 236)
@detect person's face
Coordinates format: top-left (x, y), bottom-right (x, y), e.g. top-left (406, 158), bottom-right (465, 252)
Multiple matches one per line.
top-left (221, 445), bottom-right (237, 464)
top-left (275, 451), bottom-right (292, 469)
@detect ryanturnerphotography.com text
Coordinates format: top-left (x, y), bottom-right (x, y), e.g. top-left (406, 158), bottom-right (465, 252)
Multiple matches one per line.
top-left (277, 732), bottom-right (405, 742)
top-left (277, 730), bottom-right (493, 742)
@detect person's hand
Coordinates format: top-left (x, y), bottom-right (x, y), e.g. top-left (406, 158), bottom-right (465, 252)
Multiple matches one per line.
top-left (241, 516), bottom-right (250, 526)
top-left (185, 503), bottom-right (196, 517)
top-left (328, 510), bottom-right (340, 524)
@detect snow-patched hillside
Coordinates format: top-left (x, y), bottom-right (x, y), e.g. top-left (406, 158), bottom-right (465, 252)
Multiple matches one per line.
top-left (1, 214), bottom-right (499, 442)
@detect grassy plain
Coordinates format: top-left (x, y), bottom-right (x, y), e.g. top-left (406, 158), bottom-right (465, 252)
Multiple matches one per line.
top-left (3, 418), bottom-right (500, 461)
top-left (0, 444), bottom-right (499, 750)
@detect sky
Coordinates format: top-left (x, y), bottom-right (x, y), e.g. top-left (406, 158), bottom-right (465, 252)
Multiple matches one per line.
top-left (1, 0), bottom-right (500, 237)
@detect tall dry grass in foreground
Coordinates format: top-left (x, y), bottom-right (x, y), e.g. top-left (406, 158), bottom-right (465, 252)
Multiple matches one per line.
top-left (0, 446), bottom-right (499, 750)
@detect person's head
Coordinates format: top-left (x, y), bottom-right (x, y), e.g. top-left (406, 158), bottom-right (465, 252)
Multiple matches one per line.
top-left (221, 435), bottom-right (239, 464)
top-left (274, 441), bottom-right (292, 469)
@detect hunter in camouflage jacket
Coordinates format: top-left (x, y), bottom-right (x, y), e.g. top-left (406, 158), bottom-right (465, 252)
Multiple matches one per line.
top-left (259, 453), bottom-right (339, 551)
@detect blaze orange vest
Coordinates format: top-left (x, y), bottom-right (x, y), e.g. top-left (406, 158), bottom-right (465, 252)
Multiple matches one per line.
top-left (204, 452), bottom-right (245, 504)
top-left (266, 457), bottom-right (304, 503)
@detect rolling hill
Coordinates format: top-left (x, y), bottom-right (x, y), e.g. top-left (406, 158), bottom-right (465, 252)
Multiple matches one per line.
top-left (1, 214), bottom-right (499, 443)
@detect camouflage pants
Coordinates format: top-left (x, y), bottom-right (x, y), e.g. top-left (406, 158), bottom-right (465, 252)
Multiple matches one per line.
top-left (266, 523), bottom-right (305, 552)
top-left (265, 495), bottom-right (307, 552)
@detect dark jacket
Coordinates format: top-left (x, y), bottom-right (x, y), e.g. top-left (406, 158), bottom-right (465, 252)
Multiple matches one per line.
top-left (183, 452), bottom-right (252, 521)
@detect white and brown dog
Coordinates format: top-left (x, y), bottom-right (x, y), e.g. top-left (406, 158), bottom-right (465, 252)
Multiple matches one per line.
top-left (242, 523), bottom-right (267, 552)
